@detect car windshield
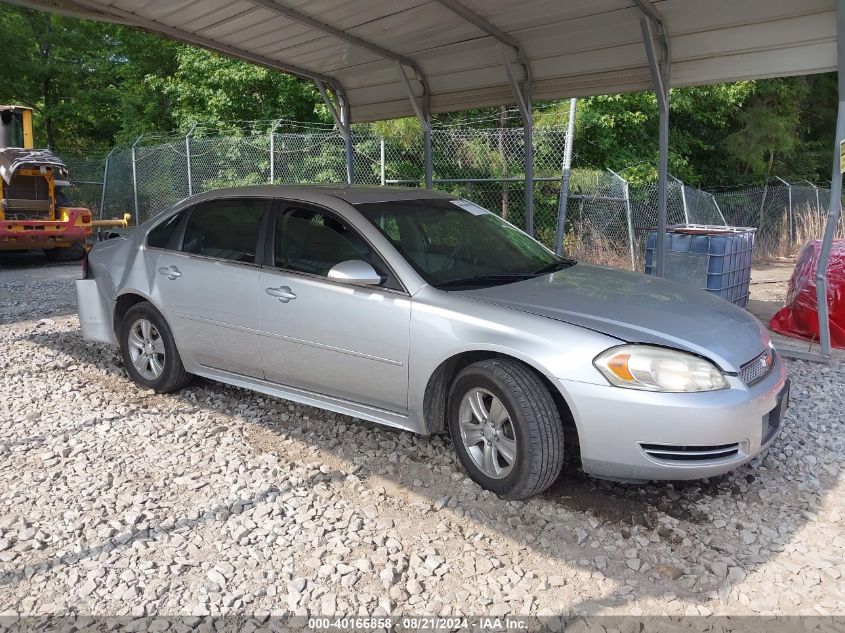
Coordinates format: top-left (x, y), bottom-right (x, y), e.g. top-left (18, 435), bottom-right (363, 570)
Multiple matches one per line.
top-left (355, 198), bottom-right (575, 288)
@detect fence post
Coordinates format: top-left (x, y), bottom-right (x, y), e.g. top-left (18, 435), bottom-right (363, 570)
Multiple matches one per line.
top-left (269, 119), bottom-right (282, 184)
top-left (805, 179), bottom-right (822, 226)
top-left (99, 148), bottom-right (115, 219)
top-left (775, 176), bottom-right (793, 247)
top-left (380, 137), bottom-right (386, 186)
top-left (554, 98), bottom-right (577, 255)
top-left (757, 180), bottom-right (769, 232)
top-left (710, 192), bottom-right (727, 225)
top-left (676, 176), bottom-right (690, 224)
top-left (609, 169), bottom-right (636, 271)
top-left (131, 134), bottom-right (143, 225)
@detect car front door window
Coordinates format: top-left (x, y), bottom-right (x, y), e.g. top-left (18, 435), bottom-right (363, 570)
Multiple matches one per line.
top-left (273, 206), bottom-right (399, 290)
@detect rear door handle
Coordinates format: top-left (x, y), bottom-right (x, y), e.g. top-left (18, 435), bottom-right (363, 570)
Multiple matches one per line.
top-left (157, 265), bottom-right (182, 280)
top-left (265, 285), bottom-right (297, 303)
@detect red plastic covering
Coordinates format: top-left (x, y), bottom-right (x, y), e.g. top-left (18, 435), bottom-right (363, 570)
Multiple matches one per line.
top-left (770, 239), bottom-right (845, 349)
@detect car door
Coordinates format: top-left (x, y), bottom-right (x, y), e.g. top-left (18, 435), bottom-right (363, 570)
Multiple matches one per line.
top-left (152, 197), bottom-right (267, 378)
top-left (258, 202), bottom-right (411, 413)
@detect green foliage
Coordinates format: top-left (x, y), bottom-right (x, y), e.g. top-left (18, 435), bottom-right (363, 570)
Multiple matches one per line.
top-left (0, 5), bottom-right (324, 154)
top-left (149, 47), bottom-right (322, 134)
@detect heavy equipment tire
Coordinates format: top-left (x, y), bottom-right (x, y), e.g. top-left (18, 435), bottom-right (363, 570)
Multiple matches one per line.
top-left (44, 241), bottom-right (86, 261)
top-left (448, 358), bottom-right (565, 500)
top-left (119, 302), bottom-right (193, 393)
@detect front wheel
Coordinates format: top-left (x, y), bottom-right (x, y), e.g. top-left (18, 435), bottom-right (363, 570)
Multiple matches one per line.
top-left (448, 359), bottom-right (565, 500)
top-left (119, 302), bottom-right (193, 393)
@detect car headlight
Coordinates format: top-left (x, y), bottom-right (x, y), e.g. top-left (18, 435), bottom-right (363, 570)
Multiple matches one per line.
top-left (594, 345), bottom-right (728, 392)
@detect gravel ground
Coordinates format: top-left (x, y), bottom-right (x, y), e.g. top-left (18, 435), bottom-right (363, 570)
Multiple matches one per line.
top-left (1, 253), bottom-right (844, 622)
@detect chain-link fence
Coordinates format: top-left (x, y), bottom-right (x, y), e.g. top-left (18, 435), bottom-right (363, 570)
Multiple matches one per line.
top-left (67, 121), bottom-right (844, 272)
top-left (62, 155), bottom-right (106, 213)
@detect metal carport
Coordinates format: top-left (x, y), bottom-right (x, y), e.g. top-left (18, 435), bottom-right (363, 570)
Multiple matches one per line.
top-left (6, 0), bottom-right (843, 359)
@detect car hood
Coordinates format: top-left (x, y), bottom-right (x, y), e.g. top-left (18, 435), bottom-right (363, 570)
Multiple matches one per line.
top-left (457, 264), bottom-right (768, 371)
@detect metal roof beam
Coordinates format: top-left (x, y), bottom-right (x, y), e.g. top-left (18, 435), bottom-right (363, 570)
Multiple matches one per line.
top-left (632, 0), bottom-right (664, 25)
top-left (245, 0), bottom-right (429, 85)
top-left (433, 0), bottom-right (534, 231)
top-left (434, 0), bottom-right (531, 87)
top-left (314, 79), bottom-right (347, 139)
top-left (433, 0), bottom-right (523, 56)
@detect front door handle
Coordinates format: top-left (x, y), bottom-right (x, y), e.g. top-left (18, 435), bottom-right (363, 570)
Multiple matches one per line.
top-left (157, 265), bottom-right (182, 280)
top-left (265, 286), bottom-right (297, 303)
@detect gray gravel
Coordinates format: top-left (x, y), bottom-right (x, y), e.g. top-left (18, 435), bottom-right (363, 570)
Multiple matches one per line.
top-left (1, 255), bottom-right (844, 619)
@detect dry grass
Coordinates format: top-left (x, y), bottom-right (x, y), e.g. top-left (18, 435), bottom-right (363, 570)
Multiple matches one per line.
top-left (563, 220), bottom-right (635, 270)
top-left (754, 204), bottom-right (838, 262)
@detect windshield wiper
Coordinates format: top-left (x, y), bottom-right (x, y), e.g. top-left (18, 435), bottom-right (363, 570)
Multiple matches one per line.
top-left (434, 273), bottom-right (537, 289)
top-left (533, 258), bottom-right (577, 275)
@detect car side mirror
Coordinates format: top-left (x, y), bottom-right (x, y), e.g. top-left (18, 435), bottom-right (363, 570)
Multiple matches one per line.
top-left (327, 259), bottom-right (383, 286)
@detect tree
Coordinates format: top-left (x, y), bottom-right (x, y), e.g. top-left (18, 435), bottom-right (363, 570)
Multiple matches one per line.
top-left (146, 46), bottom-right (323, 135)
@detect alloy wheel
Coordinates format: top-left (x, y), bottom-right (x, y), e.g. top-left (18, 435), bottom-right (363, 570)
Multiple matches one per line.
top-left (127, 318), bottom-right (166, 380)
top-left (458, 388), bottom-right (517, 479)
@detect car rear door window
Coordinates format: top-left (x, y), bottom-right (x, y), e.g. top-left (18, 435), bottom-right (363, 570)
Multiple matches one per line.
top-left (147, 211), bottom-right (185, 249)
top-left (181, 199), bottom-right (265, 263)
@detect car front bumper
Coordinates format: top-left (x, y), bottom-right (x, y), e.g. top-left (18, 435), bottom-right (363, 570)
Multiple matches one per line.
top-left (559, 354), bottom-right (788, 481)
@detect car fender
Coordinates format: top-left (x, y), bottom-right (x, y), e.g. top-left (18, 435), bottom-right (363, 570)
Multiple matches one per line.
top-left (407, 287), bottom-right (622, 434)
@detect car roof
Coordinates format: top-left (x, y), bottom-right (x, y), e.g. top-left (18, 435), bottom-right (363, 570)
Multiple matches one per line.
top-left (182, 184), bottom-right (455, 207)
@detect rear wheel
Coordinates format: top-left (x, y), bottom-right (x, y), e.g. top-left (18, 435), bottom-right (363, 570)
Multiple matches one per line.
top-left (119, 302), bottom-right (192, 393)
top-left (44, 241), bottom-right (86, 261)
top-left (448, 359), bottom-right (565, 500)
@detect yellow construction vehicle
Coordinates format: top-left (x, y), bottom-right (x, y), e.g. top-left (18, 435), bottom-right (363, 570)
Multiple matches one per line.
top-left (0, 105), bottom-right (128, 260)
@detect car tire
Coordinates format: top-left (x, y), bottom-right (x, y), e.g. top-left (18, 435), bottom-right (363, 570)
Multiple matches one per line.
top-left (119, 302), bottom-right (193, 393)
top-left (448, 358), bottom-right (565, 500)
top-left (44, 241), bottom-right (86, 261)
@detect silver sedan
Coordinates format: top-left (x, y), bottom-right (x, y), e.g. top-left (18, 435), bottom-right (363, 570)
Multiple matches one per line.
top-left (76, 186), bottom-right (788, 499)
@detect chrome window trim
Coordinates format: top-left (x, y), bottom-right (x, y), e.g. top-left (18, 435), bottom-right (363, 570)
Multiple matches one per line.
top-left (160, 249), bottom-right (263, 270)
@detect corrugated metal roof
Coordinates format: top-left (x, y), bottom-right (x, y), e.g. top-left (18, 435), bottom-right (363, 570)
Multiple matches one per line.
top-left (5, 0), bottom-right (837, 121)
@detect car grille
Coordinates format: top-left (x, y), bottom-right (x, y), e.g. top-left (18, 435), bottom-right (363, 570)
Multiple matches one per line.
top-left (739, 347), bottom-right (775, 386)
top-left (640, 442), bottom-right (741, 462)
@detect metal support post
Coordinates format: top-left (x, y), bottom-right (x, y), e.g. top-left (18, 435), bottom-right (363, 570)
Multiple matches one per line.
top-left (341, 97), bottom-right (354, 185)
top-left (130, 134), bottom-right (143, 225)
top-left (99, 148), bottom-right (115, 219)
top-left (815, 0), bottom-right (845, 358)
top-left (380, 138), bottom-right (386, 186)
top-left (432, 0), bottom-right (533, 231)
top-left (269, 118), bottom-right (282, 184)
top-left (315, 79), bottom-right (353, 184)
top-left (496, 44), bottom-right (534, 236)
top-left (554, 98), bottom-right (577, 255)
top-left (395, 62), bottom-right (432, 188)
top-left (185, 123), bottom-right (197, 197)
top-left (638, 2), bottom-right (670, 276)
top-left (423, 94), bottom-right (433, 189)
